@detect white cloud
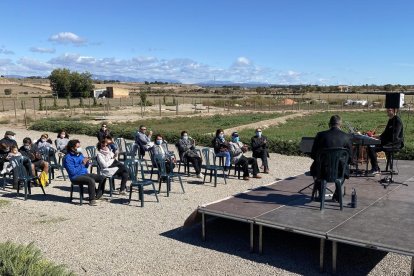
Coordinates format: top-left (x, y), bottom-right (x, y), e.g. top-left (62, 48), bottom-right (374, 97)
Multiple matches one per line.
top-left (30, 47), bottom-right (56, 53)
top-left (49, 32), bottom-right (86, 44)
top-left (0, 58), bottom-right (13, 66)
top-left (0, 46), bottom-right (14, 55)
top-left (234, 57), bottom-right (251, 66)
top-left (18, 57), bottom-right (53, 71)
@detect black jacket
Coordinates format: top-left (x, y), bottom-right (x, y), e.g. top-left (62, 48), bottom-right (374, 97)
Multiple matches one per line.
top-left (380, 115), bottom-right (404, 148)
top-left (212, 137), bottom-right (229, 154)
top-left (250, 135), bottom-right (269, 158)
top-left (310, 127), bottom-right (352, 178)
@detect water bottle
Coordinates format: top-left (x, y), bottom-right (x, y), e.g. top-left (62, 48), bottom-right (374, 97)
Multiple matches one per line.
top-left (351, 188), bottom-right (357, 208)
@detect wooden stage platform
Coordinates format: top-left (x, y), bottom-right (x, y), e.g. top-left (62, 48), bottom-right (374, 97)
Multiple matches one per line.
top-left (198, 160), bottom-right (414, 274)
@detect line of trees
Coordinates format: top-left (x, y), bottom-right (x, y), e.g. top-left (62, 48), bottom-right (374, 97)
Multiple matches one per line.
top-left (49, 68), bottom-right (94, 98)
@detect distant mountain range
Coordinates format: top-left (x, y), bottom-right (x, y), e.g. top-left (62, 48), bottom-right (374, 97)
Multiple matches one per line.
top-left (195, 80), bottom-right (271, 88)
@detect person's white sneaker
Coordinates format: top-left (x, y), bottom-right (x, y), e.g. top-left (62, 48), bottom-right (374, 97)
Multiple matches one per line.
top-left (196, 173), bottom-right (203, 179)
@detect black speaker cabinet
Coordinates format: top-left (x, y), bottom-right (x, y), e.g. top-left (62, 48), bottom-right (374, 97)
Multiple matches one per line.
top-left (385, 93), bottom-right (404, 108)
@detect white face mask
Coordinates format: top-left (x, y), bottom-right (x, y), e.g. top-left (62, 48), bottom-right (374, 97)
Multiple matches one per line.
top-left (41, 138), bottom-right (46, 142)
top-left (183, 135), bottom-right (188, 140)
top-left (60, 134), bottom-right (66, 139)
top-left (76, 147), bottom-right (83, 153)
top-left (9, 136), bottom-right (15, 140)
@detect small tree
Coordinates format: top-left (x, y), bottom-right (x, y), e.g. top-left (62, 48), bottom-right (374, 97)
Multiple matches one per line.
top-left (53, 97), bottom-right (58, 108)
top-left (93, 97), bottom-right (97, 106)
top-left (38, 96), bottom-right (43, 111)
top-left (140, 91), bottom-right (147, 105)
top-left (66, 96), bottom-right (71, 108)
top-left (4, 88), bottom-right (12, 95)
top-left (79, 97), bottom-right (84, 107)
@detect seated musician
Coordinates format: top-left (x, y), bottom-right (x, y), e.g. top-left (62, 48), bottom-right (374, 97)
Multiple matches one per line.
top-left (367, 108), bottom-right (404, 175)
top-left (310, 115), bottom-right (352, 201)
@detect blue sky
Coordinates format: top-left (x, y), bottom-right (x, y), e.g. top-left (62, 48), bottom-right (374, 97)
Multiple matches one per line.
top-left (1, 0), bottom-right (414, 85)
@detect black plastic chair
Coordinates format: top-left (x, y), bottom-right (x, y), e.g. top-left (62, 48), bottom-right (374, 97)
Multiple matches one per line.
top-left (311, 148), bottom-right (349, 211)
top-left (126, 143), bottom-right (149, 173)
top-left (201, 148), bottom-right (227, 187)
top-left (125, 159), bottom-right (159, 207)
top-left (85, 146), bottom-right (99, 174)
top-left (13, 156), bottom-right (46, 200)
top-left (154, 154), bottom-right (185, 197)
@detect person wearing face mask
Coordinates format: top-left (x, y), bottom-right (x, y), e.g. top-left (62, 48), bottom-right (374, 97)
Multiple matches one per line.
top-left (55, 130), bottom-right (69, 154)
top-left (0, 131), bottom-right (18, 151)
top-left (96, 140), bottom-right (128, 195)
top-left (212, 129), bottom-right (231, 170)
top-left (229, 132), bottom-right (261, 180)
top-left (176, 131), bottom-right (203, 178)
top-left (19, 137), bottom-right (49, 177)
top-left (63, 139), bottom-right (106, 206)
top-left (151, 134), bottom-right (175, 174)
top-left (96, 123), bottom-right (111, 142)
top-left (134, 125), bottom-right (154, 157)
top-left (251, 128), bottom-right (270, 174)
top-left (35, 133), bottom-right (53, 151)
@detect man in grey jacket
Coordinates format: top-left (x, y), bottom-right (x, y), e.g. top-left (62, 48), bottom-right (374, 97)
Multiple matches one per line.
top-left (134, 125), bottom-right (153, 157)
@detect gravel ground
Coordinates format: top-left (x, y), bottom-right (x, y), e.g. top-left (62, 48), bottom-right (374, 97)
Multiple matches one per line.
top-left (0, 127), bottom-right (411, 275)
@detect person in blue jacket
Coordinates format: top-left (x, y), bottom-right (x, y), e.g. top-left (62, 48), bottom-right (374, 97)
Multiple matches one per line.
top-left (63, 139), bottom-right (106, 206)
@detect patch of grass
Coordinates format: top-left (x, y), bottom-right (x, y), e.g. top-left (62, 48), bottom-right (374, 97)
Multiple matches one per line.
top-left (238, 110), bottom-right (414, 159)
top-left (0, 241), bottom-right (74, 275)
top-left (0, 199), bottom-right (10, 207)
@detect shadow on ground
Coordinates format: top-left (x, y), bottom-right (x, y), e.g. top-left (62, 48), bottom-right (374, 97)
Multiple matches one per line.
top-left (161, 218), bottom-right (386, 275)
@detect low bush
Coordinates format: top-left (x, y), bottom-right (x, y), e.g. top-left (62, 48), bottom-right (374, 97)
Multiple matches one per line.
top-left (0, 241), bottom-right (73, 275)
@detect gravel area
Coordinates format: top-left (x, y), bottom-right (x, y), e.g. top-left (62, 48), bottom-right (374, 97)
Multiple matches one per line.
top-left (0, 127), bottom-right (411, 275)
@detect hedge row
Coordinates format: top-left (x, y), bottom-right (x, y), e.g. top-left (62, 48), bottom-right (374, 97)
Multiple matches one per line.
top-left (29, 120), bottom-right (414, 159)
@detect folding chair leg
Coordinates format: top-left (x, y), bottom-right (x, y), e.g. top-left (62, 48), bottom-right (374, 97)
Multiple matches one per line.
top-left (214, 170), bottom-right (217, 187)
top-left (128, 185), bottom-right (133, 204)
top-left (166, 178), bottom-right (170, 197)
top-left (24, 181), bottom-right (28, 200)
top-left (70, 184), bottom-right (74, 202)
top-left (320, 180), bottom-right (326, 211)
top-left (178, 176), bottom-right (185, 193)
top-left (139, 186), bottom-right (144, 207)
top-left (151, 182), bottom-right (159, 202)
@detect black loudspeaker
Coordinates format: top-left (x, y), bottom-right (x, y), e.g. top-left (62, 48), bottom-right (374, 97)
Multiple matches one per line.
top-left (385, 93), bottom-right (404, 108)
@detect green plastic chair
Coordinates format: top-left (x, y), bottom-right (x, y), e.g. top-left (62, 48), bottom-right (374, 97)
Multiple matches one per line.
top-left (312, 148), bottom-right (349, 211)
top-left (13, 156), bottom-right (46, 200)
top-left (154, 154), bottom-right (185, 197)
top-left (125, 159), bottom-right (158, 207)
top-left (201, 148), bottom-right (227, 187)
top-left (85, 146), bottom-right (99, 174)
top-left (40, 147), bottom-right (66, 183)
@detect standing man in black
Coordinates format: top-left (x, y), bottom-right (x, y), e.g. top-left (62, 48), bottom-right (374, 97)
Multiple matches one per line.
top-left (367, 108), bottom-right (404, 174)
top-left (310, 115), bottom-right (352, 201)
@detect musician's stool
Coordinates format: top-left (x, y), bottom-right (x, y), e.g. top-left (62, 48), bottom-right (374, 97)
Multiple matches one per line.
top-left (382, 146), bottom-right (400, 175)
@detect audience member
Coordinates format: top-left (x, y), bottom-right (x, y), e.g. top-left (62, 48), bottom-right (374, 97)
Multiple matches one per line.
top-left (55, 130), bottom-right (69, 154)
top-left (103, 135), bottom-right (119, 157)
top-left (63, 139), bottom-right (106, 206)
top-left (212, 129), bottom-right (230, 170)
top-left (250, 128), bottom-right (269, 173)
top-left (229, 132), bottom-right (261, 180)
top-left (96, 140), bottom-right (128, 195)
top-left (35, 133), bottom-right (53, 151)
top-left (0, 145), bottom-right (22, 175)
top-left (19, 137), bottom-right (49, 176)
top-left (176, 131), bottom-right (203, 178)
top-left (151, 134), bottom-right (175, 174)
top-left (0, 131), bottom-right (18, 149)
top-left (96, 122), bottom-right (111, 142)
top-left (135, 125), bottom-right (153, 157)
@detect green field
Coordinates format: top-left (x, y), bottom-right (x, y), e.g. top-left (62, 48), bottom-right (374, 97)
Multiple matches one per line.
top-left (30, 112), bottom-right (285, 141)
top-left (238, 110), bottom-right (414, 159)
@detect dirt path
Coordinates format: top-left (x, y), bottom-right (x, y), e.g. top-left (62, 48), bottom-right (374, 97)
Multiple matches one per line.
top-left (224, 111), bottom-right (310, 134)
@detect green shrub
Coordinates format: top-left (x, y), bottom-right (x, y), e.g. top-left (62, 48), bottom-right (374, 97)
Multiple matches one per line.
top-left (4, 88), bottom-right (12, 96)
top-left (0, 241), bottom-right (73, 275)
